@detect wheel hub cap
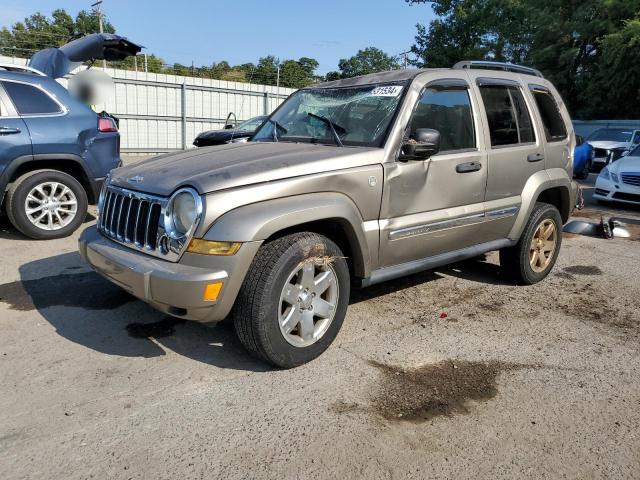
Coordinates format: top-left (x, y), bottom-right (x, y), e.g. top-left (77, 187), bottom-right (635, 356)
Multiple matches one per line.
top-left (529, 218), bottom-right (557, 273)
top-left (278, 260), bottom-right (339, 347)
top-left (24, 181), bottom-right (78, 231)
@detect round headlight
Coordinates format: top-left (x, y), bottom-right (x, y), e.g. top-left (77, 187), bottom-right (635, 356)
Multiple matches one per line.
top-left (165, 188), bottom-right (202, 239)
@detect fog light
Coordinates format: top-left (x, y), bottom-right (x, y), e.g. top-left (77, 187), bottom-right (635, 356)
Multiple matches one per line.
top-left (203, 282), bottom-right (224, 302)
top-left (187, 239), bottom-right (241, 256)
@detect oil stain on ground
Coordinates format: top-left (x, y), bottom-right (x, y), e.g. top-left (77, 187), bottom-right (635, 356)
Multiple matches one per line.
top-left (564, 265), bottom-right (602, 276)
top-left (126, 318), bottom-right (185, 339)
top-left (0, 272), bottom-right (134, 311)
top-left (368, 359), bottom-right (519, 423)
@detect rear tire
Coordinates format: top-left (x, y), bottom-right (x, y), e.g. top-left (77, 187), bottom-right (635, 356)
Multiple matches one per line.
top-left (6, 169), bottom-right (88, 240)
top-left (233, 232), bottom-right (350, 368)
top-left (500, 202), bottom-right (562, 285)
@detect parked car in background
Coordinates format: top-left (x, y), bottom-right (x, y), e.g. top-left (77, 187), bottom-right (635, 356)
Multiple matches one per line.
top-left (193, 115), bottom-right (267, 147)
top-left (0, 33), bottom-right (140, 240)
top-left (594, 144), bottom-right (640, 205)
top-left (573, 135), bottom-right (594, 180)
top-left (587, 128), bottom-right (640, 170)
top-left (80, 61), bottom-right (578, 368)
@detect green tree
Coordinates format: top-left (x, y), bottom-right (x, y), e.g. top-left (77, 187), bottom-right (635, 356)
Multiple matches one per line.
top-left (406, 0), bottom-right (640, 119)
top-left (327, 47), bottom-right (400, 79)
top-left (0, 8), bottom-right (115, 57)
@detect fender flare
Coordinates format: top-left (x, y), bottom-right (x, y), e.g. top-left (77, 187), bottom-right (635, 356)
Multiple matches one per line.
top-left (508, 168), bottom-right (573, 240)
top-left (0, 153), bottom-right (96, 204)
top-left (203, 192), bottom-right (373, 277)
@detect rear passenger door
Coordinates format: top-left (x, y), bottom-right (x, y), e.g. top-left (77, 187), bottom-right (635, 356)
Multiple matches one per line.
top-left (474, 78), bottom-right (544, 239)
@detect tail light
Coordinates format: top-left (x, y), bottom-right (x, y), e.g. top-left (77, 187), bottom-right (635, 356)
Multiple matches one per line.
top-left (98, 117), bottom-right (118, 132)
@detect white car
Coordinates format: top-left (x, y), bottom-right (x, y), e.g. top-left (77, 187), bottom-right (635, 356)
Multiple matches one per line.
top-left (594, 146), bottom-right (640, 205)
top-left (587, 128), bottom-right (640, 169)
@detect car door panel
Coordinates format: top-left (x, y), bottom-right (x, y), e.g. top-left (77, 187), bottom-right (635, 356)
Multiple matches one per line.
top-left (378, 79), bottom-right (488, 268)
top-left (0, 84), bottom-right (32, 183)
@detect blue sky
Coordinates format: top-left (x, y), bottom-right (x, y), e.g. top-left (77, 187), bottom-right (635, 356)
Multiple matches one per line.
top-left (1, 0), bottom-right (434, 74)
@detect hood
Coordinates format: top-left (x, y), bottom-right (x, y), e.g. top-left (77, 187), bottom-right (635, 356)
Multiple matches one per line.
top-left (29, 33), bottom-right (142, 78)
top-left (193, 129), bottom-right (251, 146)
top-left (588, 140), bottom-right (629, 150)
top-left (110, 142), bottom-right (383, 197)
top-left (608, 154), bottom-right (640, 173)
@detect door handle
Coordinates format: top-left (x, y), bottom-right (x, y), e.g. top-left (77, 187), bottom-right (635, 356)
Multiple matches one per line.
top-left (456, 161), bottom-right (482, 173)
top-left (527, 153), bottom-right (544, 162)
top-left (0, 127), bottom-right (21, 135)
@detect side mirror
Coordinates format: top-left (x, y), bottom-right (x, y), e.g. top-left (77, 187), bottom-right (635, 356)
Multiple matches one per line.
top-left (223, 124), bottom-right (234, 130)
top-left (576, 135), bottom-right (584, 146)
top-left (401, 128), bottom-right (441, 160)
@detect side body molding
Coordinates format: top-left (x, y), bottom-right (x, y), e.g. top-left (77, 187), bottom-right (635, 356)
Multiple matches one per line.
top-left (203, 192), bottom-right (375, 277)
top-left (508, 168), bottom-right (574, 240)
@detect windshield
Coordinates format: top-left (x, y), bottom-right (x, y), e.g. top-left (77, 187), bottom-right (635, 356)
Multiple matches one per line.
top-left (237, 116), bottom-right (265, 132)
top-left (252, 83), bottom-right (407, 147)
top-left (587, 129), bottom-right (633, 142)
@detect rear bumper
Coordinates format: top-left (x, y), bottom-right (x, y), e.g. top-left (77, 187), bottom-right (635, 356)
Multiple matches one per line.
top-left (78, 226), bottom-right (260, 322)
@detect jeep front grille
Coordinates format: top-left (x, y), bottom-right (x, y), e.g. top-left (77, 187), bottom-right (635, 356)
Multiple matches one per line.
top-left (98, 185), bottom-right (168, 256)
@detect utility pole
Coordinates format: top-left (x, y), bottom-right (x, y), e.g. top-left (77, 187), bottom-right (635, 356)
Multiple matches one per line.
top-left (400, 50), bottom-right (410, 69)
top-left (276, 62), bottom-right (280, 101)
top-left (91, 1), bottom-right (106, 68)
top-left (144, 53), bottom-right (148, 73)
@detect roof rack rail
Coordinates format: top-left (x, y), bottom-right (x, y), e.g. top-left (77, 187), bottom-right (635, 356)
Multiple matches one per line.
top-left (452, 60), bottom-right (543, 78)
top-left (0, 63), bottom-right (46, 76)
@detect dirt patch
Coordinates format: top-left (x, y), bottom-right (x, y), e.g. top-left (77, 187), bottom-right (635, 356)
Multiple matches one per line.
top-left (562, 232), bottom-right (580, 239)
top-left (477, 301), bottom-right (505, 313)
top-left (329, 400), bottom-right (361, 415)
top-left (369, 359), bottom-right (519, 423)
top-left (573, 209), bottom-right (606, 221)
top-left (126, 318), bottom-right (185, 339)
top-left (0, 272), bottom-right (134, 312)
top-left (564, 265), bottom-right (603, 276)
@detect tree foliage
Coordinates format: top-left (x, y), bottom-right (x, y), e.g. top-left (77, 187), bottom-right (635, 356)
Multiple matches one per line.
top-left (406, 0), bottom-right (640, 119)
top-left (326, 47), bottom-right (400, 79)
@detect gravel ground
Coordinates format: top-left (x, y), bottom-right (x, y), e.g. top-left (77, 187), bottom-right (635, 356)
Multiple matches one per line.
top-left (1, 170), bottom-right (639, 479)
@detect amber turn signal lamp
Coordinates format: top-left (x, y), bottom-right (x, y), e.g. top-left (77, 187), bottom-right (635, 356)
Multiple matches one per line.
top-left (187, 239), bottom-right (241, 256)
top-left (203, 282), bottom-right (224, 302)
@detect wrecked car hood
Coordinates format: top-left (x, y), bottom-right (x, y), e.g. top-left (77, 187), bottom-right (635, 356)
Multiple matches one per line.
top-left (110, 142), bottom-right (383, 197)
top-left (29, 33), bottom-right (142, 78)
top-left (588, 140), bottom-right (630, 150)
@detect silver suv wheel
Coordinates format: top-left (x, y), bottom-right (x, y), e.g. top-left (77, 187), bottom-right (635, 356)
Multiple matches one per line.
top-left (25, 181), bottom-right (78, 231)
top-left (278, 261), bottom-right (339, 347)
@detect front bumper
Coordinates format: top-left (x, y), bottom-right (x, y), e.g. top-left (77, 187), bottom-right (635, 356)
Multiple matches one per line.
top-left (79, 226), bottom-right (261, 322)
top-left (593, 176), bottom-right (640, 205)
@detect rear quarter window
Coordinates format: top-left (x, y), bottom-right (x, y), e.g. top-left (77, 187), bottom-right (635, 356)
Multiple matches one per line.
top-left (2, 81), bottom-right (62, 115)
top-left (531, 89), bottom-right (567, 141)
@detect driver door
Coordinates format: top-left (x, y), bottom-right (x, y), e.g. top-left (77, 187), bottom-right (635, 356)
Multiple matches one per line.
top-left (378, 80), bottom-right (488, 267)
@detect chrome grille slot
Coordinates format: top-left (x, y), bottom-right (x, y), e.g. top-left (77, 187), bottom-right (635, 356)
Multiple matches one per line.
top-left (97, 185), bottom-right (169, 258)
top-left (621, 173), bottom-right (640, 187)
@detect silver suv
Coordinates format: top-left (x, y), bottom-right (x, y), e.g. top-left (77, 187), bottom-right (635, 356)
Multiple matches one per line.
top-left (79, 61), bottom-right (578, 368)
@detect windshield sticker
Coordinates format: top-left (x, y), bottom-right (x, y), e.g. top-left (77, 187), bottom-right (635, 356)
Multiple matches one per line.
top-left (370, 86), bottom-right (403, 97)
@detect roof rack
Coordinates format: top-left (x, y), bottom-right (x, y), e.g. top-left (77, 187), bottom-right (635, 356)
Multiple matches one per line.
top-left (453, 60), bottom-right (543, 78)
top-left (0, 63), bottom-right (46, 76)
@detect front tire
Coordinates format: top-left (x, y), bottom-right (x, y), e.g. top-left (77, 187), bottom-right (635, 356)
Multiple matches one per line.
top-left (575, 160), bottom-right (591, 180)
top-left (5, 169), bottom-right (88, 240)
top-left (500, 202), bottom-right (562, 285)
top-left (233, 232), bottom-right (350, 368)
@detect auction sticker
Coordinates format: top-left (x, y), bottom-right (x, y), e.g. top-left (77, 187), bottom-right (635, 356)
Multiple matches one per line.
top-left (370, 86), bottom-right (403, 97)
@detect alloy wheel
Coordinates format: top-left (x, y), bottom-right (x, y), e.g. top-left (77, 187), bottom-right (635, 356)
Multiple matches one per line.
top-left (24, 181), bottom-right (78, 231)
top-left (529, 219), bottom-right (557, 273)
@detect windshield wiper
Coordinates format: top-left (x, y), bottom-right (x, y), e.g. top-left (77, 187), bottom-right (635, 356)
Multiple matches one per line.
top-left (308, 112), bottom-right (346, 147)
top-left (267, 119), bottom-right (288, 142)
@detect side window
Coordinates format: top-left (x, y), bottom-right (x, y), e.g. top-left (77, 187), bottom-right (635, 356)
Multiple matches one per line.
top-left (2, 81), bottom-right (62, 115)
top-left (479, 85), bottom-right (535, 147)
top-left (531, 89), bottom-right (567, 142)
top-left (409, 87), bottom-right (475, 152)
top-left (633, 131), bottom-right (640, 145)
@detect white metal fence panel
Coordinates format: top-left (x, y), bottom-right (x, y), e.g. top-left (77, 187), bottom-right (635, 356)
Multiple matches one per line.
top-left (0, 55), bottom-right (294, 154)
